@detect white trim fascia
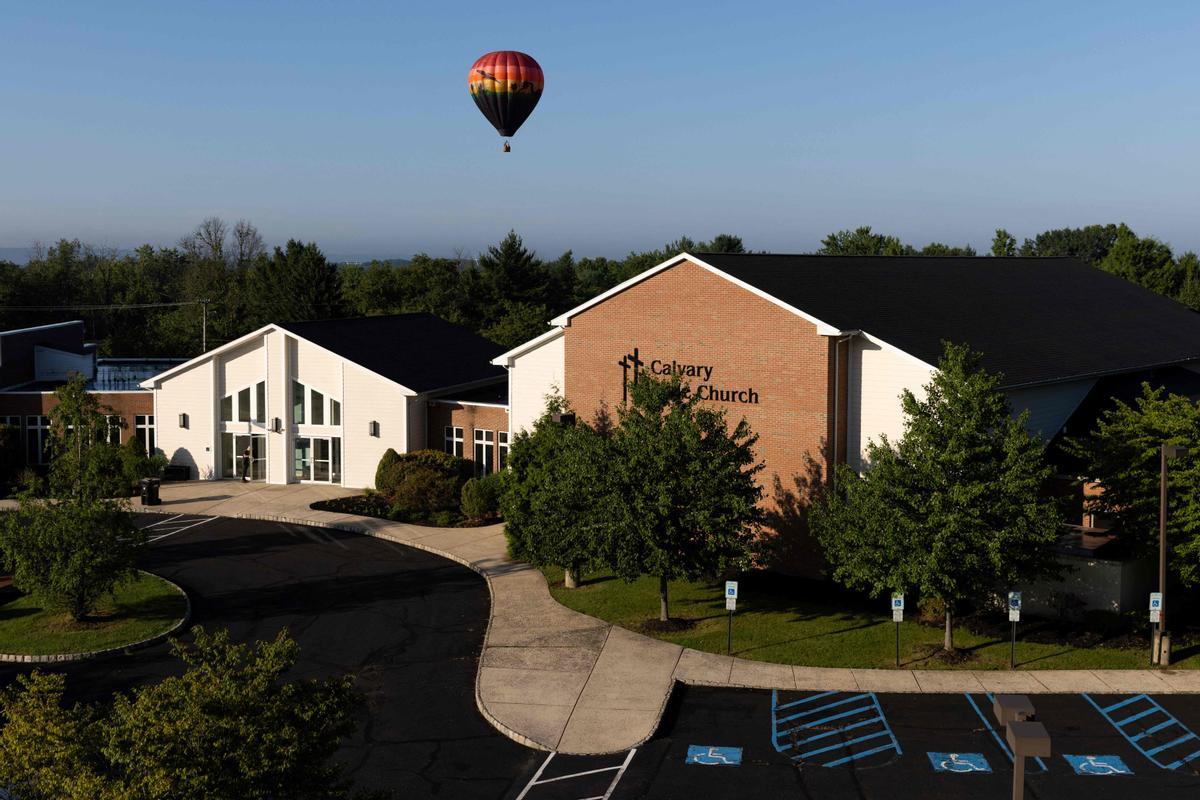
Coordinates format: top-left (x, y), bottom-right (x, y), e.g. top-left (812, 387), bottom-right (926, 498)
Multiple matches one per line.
top-left (0, 320), bottom-right (82, 338)
top-left (139, 324), bottom-right (277, 388)
top-left (429, 399), bottom-right (508, 409)
top-left (549, 252), bottom-right (844, 336)
top-left (0, 389), bottom-right (151, 395)
top-left (491, 326), bottom-right (565, 367)
top-left (855, 330), bottom-right (940, 374)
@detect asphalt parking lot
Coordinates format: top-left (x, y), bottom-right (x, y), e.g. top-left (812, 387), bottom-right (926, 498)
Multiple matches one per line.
top-left (510, 686), bottom-right (1200, 799)
top-left (4, 512), bottom-right (1200, 799)
top-left (0, 513), bottom-right (544, 799)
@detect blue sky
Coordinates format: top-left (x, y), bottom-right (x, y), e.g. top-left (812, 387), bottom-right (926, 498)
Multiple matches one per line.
top-left (2, 1), bottom-right (1198, 261)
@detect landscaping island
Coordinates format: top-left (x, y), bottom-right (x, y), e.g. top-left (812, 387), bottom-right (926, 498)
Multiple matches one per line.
top-left (545, 569), bottom-right (1200, 671)
top-left (0, 571), bottom-right (187, 658)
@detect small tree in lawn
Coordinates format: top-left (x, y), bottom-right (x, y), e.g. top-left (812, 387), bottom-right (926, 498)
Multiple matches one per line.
top-left (48, 374), bottom-right (127, 501)
top-left (501, 397), bottom-right (613, 588)
top-left (608, 372), bottom-right (763, 622)
top-left (1064, 384), bottom-right (1200, 586)
top-left (811, 342), bottom-right (1063, 653)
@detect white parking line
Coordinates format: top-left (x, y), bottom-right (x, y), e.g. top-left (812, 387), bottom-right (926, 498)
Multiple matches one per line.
top-left (515, 748), bottom-right (637, 800)
top-left (139, 514), bottom-right (183, 530)
top-left (148, 516), bottom-right (215, 542)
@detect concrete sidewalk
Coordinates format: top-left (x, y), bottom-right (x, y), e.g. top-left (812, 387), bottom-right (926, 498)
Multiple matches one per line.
top-left (143, 481), bottom-right (1200, 755)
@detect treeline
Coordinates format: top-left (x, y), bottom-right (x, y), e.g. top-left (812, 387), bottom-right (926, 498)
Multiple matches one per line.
top-left (1, 220), bottom-right (1196, 357)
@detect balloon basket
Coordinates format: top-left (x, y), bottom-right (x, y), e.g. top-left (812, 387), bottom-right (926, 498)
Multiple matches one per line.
top-left (503, 141), bottom-right (511, 153)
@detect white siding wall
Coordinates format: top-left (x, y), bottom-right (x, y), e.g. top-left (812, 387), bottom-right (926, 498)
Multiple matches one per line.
top-left (154, 361), bottom-right (217, 479)
top-left (220, 339), bottom-right (266, 397)
top-left (342, 364), bottom-right (409, 488)
top-left (1006, 379), bottom-right (1096, 441)
top-left (846, 336), bottom-right (936, 471)
top-left (508, 330), bottom-right (564, 434)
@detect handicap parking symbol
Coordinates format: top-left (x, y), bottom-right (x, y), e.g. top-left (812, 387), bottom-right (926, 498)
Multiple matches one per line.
top-left (928, 752), bottom-right (991, 773)
top-left (1063, 754), bottom-right (1133, 776)
top-left (686, 745), bottom-right (742, 766)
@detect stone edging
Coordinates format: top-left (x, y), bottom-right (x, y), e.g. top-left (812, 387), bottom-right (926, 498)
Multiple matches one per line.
top-left (0, 570), bottom-right (192, 664)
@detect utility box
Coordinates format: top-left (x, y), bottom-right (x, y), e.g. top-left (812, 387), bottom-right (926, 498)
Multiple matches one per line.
top-left (139, 477), bottom-right (161, 506)
top-left (1006, 720), bottom-right (1051, 758)
top-left (993, 695), bottom-right (1036, 726)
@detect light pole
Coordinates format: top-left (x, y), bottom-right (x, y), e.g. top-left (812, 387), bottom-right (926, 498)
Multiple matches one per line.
top-left (1157, 442), bottom-right (1188, 666)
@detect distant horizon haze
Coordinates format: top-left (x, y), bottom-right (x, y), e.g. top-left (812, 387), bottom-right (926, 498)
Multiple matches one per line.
top-left (3, 1), bottom-right (1199, 258)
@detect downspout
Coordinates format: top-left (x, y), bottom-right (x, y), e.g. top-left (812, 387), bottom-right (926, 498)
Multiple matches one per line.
top-left (831, 330), bottom-right (860, 493)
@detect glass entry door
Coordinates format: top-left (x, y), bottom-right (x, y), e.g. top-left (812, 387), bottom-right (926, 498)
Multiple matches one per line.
top-left (222, 433), bottom-right (265, 480)
top-left (294, 436), bottom-right (341, 483)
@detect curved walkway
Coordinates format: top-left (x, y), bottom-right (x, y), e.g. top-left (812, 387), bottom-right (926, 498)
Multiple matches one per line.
top-left (151, 482), bottom-right (1200, 755)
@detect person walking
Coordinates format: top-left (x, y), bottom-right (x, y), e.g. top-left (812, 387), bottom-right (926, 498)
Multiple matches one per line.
top-left (241, 445), bottom-right (252, 482)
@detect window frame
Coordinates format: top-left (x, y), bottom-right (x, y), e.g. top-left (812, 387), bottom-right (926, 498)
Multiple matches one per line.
top-left (444, 426), bottom-right (464, 457)
top-left (473, 428), bottom-right (494, 476)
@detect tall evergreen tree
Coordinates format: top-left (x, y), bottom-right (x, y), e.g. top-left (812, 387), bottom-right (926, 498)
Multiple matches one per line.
top-left (248, 240), bottom-right (344, 325)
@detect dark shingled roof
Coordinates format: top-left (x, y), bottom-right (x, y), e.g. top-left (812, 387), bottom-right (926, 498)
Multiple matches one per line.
top-left (696, 253), bottom-right (1200, 388)
top-left (278, 313), bottom-right (505, 393)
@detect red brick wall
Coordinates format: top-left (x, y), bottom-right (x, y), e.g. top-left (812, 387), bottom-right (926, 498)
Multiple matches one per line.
top-left (0, 392), bottom-right (152, 434)
top-left (426, 402), bottom-right (510, 473)
top-left (562, 258), bottom-right (841, 573)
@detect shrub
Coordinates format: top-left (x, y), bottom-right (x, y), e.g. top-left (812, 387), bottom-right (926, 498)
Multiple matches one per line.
top-left (391, 464), bottom-right (460, 514)
top-left (374, 448), bottom-right (401, 493)
top-left (461, 474), bottom-right (502, 522)
top-left (119, 436), bottom-right (167, 494)
top-left (0, 498), bottom-right (147, 620)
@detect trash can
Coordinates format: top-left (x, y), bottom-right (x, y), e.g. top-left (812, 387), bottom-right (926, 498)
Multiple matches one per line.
top-left (140, 477), bottom-right (161, 506)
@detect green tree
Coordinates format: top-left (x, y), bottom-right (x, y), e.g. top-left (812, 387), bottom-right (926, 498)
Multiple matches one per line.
top-left (991, 228), bottom-right (1017, 257)
top-left (48, 375), bottom-right (128, 501)
top-left (472, 231), bottom-right (552, 328)
top-left (0, 497), bottom-right (145, 620)
top-left (1065, 384), bottom-right (1200, 586)
top-left (607, 373), bottom-right (763, 621)
top-left (811, 343), bottom-right (1062, 652)
top-left (1098, 224), bottom-right (1180, 297)
top-left (1018, 223), bottom-right (1121, 265)
top-left (0, 628), bottom-right (366, 800)
top-left (501, 399), bottom-right (614, 588)
top-left (481, 300), bottom-right (552, 348)
top-left (1177, 252), bottom-right (1200, 310)
top-left (248, 240), bottom-right (344, 325)
top-left (817, 226), bottom-right (909, 256)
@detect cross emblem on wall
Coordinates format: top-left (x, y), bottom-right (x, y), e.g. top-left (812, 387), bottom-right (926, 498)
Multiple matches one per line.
top-left (617, 347), bottom-right (643, 402)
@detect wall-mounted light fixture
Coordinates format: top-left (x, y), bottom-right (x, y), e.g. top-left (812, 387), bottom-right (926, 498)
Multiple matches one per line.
top-left (272, 417), bottom-right (283, 433)
top-left (178, 413), bottom-right (189, 429)
top-left (369, 420), bottom-right (380, 437)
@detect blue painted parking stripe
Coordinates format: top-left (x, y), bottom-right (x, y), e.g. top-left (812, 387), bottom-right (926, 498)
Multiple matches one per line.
top-left (1116, 706), bottom-right (1159, 727)
top-left (775, 690), bottom-right (839, 712)
top-left (798, 730), bottom-right (890, 759)
top-left (1101, 696), bottom-right (1144, 714)
top-left (1084, 693), bottom-right (1200, 771)
top-left (964, 693), bottom-right (1048, 772)
top-left (776, 715), bottom-right (883, 750)
top-left (771, 690), bottom-right (902, 768)
top-left (776, 693), bottom-right (870, 724)
top-left (1132, 718), bottom-right (1176, 741)
top-left (1146, 732), bottom-right (1195, 757)
top-left (824, 741), bottom-right (898, 768)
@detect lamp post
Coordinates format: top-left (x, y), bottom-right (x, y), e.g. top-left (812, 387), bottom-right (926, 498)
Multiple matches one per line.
top-left (1157, 443), bottom-right (1188, 666)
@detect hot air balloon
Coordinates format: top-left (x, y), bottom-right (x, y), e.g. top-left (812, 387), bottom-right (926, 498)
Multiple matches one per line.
top-left (468, 51), bottom-right (543, 152)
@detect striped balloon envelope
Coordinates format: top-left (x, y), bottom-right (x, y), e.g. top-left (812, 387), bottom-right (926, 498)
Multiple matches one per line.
top-left (468, 51), bottom-right (543, 150)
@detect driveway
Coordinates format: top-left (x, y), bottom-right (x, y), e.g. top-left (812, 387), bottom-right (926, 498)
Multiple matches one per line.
top-left (0, 514), bottom-right (543, 799)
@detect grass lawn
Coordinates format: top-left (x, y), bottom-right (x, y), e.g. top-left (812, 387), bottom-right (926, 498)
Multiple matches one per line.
top-left (543, 568), bottom-right (1200, 670)
top-left (0, 571), bottom-right (187, 656)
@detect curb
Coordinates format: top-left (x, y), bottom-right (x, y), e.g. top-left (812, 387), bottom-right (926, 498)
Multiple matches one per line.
top-left (0, 570), bottom-right (192, 664)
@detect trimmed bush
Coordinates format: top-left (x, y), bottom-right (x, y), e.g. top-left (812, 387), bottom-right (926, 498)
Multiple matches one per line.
top-left (461, 474), bottom-right (502, 522)
top-left (374, 448), bottom-right (401, 492)
top-left (390, 464), bottom-right (461, 514)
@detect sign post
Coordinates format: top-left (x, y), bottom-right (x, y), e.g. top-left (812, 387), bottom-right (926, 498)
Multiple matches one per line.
top-left (891, 594), bottom-right (904, 667)
top-left (1008, 592), bottom-right (1022, 670)
top-left (1149, 592), bottom-right (1163, 665)
top-left (725, 581), bottom-right (738, 655)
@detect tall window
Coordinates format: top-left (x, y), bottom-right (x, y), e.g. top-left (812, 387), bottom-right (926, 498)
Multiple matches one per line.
top-left (106, 415), bottom-right (122, 444)
top-left (330, 399), bottom-right (341, 426)
top-left (498, 431), bottom-right (509, 470)
top-left (222, 381), bottom-right (266, 424)
top-left (311, 389), bottom-right (325, 425)
top-left (474, 429), bottom-right (494, 476)
top-left (135, 415), bottom-right (156, 455)
top-left (444, 426), bottom-right (463, 457)
top-left (25, 416), bottom-right (50, 465)
top-left (292, 381), bottom-right (306, 424)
